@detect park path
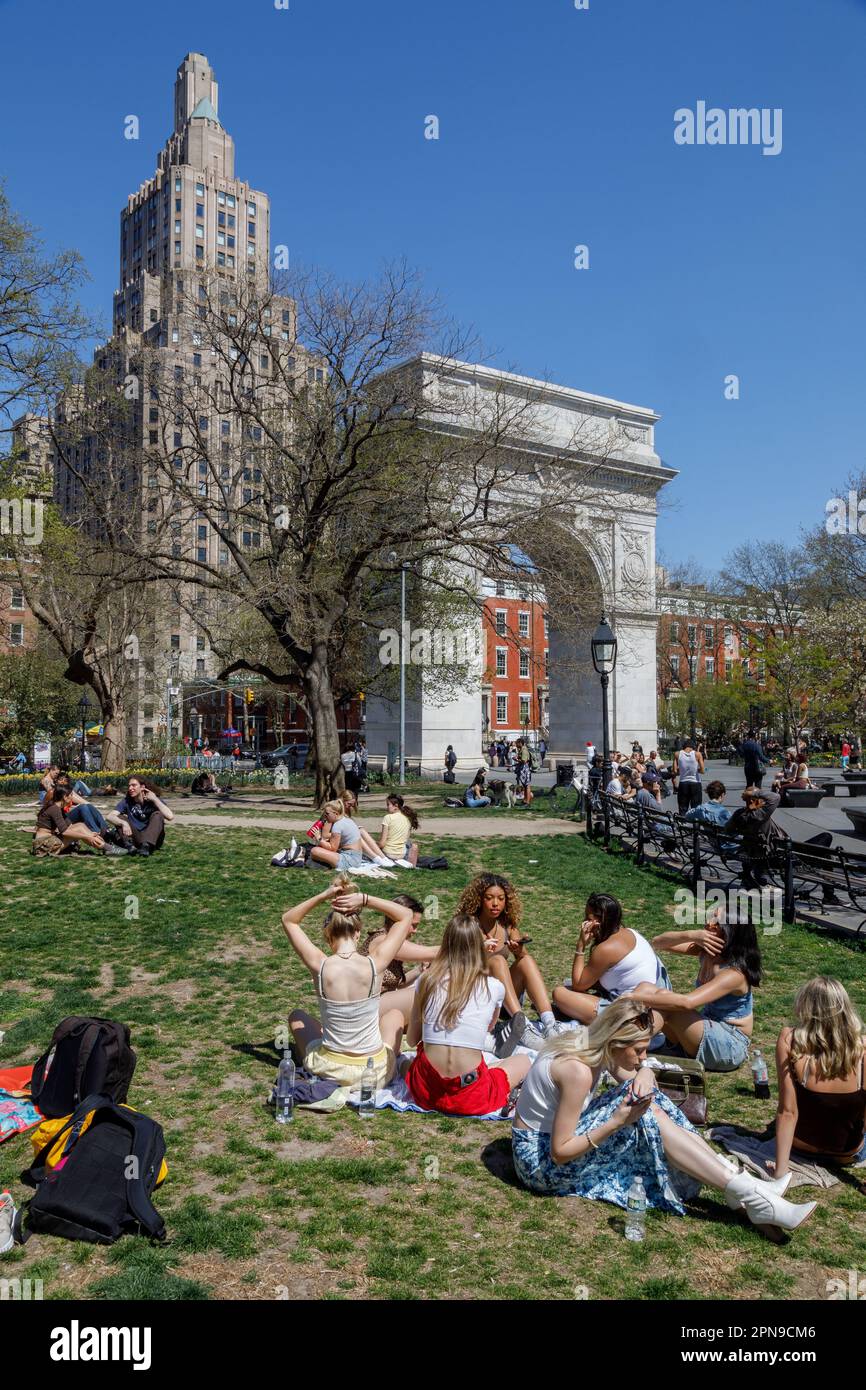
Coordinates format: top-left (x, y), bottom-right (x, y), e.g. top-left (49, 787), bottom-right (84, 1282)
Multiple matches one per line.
top-left (0, 801), bottom-right (580, 838)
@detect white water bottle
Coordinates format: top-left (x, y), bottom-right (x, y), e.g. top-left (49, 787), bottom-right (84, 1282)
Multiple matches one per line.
top-left (624, 1176), bottom-right (646, 1242)
top-left (359, 1057), bottom-right (376, 1117)
top-left (275, 1050), bottom-right (295, 1124)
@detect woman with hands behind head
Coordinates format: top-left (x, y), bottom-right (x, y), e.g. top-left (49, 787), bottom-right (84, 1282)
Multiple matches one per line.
top-left (284, 877), bottom-right (413, 1092)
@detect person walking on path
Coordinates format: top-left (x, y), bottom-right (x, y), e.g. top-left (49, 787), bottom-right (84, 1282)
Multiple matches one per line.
top-left (674, 738), bottom-right (704, 815)
top-left (738, 730), bottom-right (768, 789)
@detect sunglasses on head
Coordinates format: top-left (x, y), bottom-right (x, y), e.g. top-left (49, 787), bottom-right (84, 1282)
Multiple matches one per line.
top-left (631, 1008), bottom-right (654, 1031)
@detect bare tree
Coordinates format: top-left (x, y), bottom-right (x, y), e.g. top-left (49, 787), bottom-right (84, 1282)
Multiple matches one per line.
top-left (133, 261), bottom-right (651, 798)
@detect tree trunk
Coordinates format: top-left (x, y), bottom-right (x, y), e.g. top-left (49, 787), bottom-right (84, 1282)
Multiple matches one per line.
top-left (100, 709), bottom-right (127, 771)
top-left (303, 642), bottom-right (345, 803)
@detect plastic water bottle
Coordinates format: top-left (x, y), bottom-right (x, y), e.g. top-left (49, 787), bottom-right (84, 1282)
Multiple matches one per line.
top-left (359, 1057), bottom-right (376, 1118)
top-left (624, 1176), bottom-right (646, 1242)
top-left (751, 1047), bottom-right (770, 1099)
top-left (275, 1050), bottom-right (295, 1124)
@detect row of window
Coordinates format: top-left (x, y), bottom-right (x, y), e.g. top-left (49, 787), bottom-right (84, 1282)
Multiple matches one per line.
top-left (669, 621), bottom-right (735, 648)
top-left (493, 648), bottom-right (549, 679)
top-left (667, 655), bottom-right (765, 682)
top-left (494, 609), bottom-right (549, 639)
top-left (5, 623), bottom-right (24, 647)
top-left (493, 694), bottom-right (534, 725)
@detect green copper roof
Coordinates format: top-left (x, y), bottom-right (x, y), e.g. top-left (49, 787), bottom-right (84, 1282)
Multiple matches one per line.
top-left (190, 97), bottom-right (220, 124)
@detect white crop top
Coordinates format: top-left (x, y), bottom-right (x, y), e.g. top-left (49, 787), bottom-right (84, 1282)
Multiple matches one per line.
top-left (421, 976), bottom-right (506, 1050)
top-left (598, 929), bottom-right (659, 999)
top-left (515, 1051), bottom-right (602, 1134)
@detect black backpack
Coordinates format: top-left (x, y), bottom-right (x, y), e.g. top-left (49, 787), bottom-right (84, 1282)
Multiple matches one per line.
top-left (30, 1017), bottom-right (137, 1118)
top-left (20, 1094), bottom-right (166, 1244)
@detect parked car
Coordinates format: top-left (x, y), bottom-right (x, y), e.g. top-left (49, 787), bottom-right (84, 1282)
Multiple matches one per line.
top-left (261, 743), bottom-right (309, 771)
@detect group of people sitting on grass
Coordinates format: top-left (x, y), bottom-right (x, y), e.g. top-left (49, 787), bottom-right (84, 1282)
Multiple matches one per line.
top-left (281, 871), bottom-right (865, 1243)
top-left (272, 792), bottom-right (421, 870)
top-left (32, 769), bottom-right (173, 859)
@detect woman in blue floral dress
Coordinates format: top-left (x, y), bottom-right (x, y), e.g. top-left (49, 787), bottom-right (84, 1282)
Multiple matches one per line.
top-left (511, 999), bottom-right (817, 1239)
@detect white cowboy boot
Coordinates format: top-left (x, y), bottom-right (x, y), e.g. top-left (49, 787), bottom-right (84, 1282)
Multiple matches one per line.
top-left (724, 1171), bottom-right (816, 1241)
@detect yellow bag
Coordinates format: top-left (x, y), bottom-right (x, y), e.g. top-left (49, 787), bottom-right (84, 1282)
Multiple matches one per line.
top-left (30, 1105), bottom-right (168, 1185)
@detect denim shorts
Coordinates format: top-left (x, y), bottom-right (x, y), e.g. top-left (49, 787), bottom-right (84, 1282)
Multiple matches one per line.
top-left (697, 1019), bottom-right (751, 1071)
top-left (336, 849), bottom-right (365, 871)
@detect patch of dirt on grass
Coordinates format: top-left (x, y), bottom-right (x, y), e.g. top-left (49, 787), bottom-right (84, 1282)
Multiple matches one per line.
top-left (174, 1240), bottom-right (366, 1300)
top-left (98, 963), bottom-right (115, 990)
top-left (220, 1071), bottom-right (257, 1092)
top-left (207, 939), bottom-right (275, 965)
top-left (273, 1139), bottom-right (334, 1161)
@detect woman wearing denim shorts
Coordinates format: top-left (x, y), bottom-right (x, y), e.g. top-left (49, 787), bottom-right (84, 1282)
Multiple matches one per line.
top-left (619, 908), bottom-right (761, 1073)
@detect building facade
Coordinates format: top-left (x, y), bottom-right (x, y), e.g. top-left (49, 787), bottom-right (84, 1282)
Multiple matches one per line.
top-left (481, 576), bottom-right (549, 743)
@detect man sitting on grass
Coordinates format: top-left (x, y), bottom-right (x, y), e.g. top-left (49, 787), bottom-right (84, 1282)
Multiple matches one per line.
top-left (106, 777), bottom-right (174, 857)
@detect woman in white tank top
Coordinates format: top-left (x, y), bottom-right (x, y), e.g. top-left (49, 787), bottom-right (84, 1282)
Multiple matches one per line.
top-left (552, 893), bottom-right (668, 1029)
top-left (284, 877), bottom-right (413, 1093)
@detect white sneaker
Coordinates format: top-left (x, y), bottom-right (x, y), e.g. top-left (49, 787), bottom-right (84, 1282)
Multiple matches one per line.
top-left (0, 1192), bottom-right (16, 1254)
top-left (392, 858), bottom-right (414, 869)
top-left (543, 1020), bottom-right (576, 1039)
top-left (289, 836), bottom-right (298, 860)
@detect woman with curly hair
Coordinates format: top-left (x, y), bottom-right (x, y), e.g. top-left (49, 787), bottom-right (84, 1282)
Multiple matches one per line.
top-left (457, 873), bottom-right (558, 1054)
top-left (771, 977), bottom-right (866, 1176)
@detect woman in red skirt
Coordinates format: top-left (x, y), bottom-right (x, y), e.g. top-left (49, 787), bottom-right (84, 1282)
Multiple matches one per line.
top-left (406, 914), bottom-right (531, 1115)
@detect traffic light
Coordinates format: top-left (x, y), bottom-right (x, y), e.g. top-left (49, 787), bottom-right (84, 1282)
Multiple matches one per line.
top-left (245, 688), bottom-right (255, 705)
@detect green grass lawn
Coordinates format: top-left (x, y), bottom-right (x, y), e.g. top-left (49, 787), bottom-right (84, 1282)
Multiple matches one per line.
top-left (1, 821), bottom-right (864, 1301)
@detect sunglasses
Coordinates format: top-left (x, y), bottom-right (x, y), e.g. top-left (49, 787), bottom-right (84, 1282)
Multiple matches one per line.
top-left (631, 1008), bottom-right (654, 1031)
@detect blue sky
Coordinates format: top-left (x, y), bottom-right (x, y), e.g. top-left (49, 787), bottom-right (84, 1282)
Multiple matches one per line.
top-left (2, 0), bottom-right (864, 566)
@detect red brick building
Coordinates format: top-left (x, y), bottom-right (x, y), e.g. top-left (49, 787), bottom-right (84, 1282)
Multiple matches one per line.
top-left (481, 577), bottom-right (549, 743)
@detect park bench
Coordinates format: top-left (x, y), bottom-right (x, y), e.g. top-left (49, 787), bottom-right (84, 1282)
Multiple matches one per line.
top-left (770, 838), bottom-right (866, 933)
top-left (779, 787), bottom-right (826, 808)
top-left (841, 774), bottom-right (866, 795)
top-left (843, 807), bottom-right (866, 837)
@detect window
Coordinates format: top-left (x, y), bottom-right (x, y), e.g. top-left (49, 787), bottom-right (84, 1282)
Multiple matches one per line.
top-left (196, 658), bottom-right (205, 675)
top-left (170, 634), bottom-right (180, 649)
top-left (544, 649), bottom-right (549, 678)
top-left (704, 625), bottom-right (713, 647)
top-left (175, 199), bottom-right (181, 213)
top-left (669, 621), bottom-right (679, 641)
top-left (496, 694), bottom-right (508, 725)
top-left (689, 657), bottom-right (697, 681)
top-left (217, 232), bottom-right (225, 246)
top-left (519, 695), bottom-right (531, 726)
top-left (175, 178), bottom-right (182, 193)
top-left (315, 368), bottom-right (324, 382)
top-left (282, 310), bottom-right (291, 325)
top-left (195, 183), bottom-right (204, 197)
top-left (543, 613), bottom-right (549, 639)
top-left (670, 654), bottom-right (680, 679)
top-left (193, 353), bottom-right (201, 367)
top-left (757, 660), bottom-right (766, 683)
top-left (306, 367), bottom-right (315, 383)
top-left (196, 225), bottom-right (204, 240)
top-left (197, 525), bottom-right (207, 540)
top-left (148, 430), bottom-right (158, 444)
top-left (227, 213), bottom-right (235, 229)
top-left (495, 610), bottom-right (507, 636)
top-left (196, 246), bottom-right (204, 260)
top-left (725, 659), bottom-right (733, 681)
top-left (724, 625), bottom-right (733, 648)
top-left (519, 651), bottom-right (530, 678)
top-left (495, 580), bottom-right (505, 597)
top-left (218, 191), bottom-right (225, 205)
top-left (217, 252), bottom-right (225, 267)
top-left (196, 547), bottom-right (206, 563)
top-left (705, 657), bottom-right (715, 678)
top-left (174, 241), bottom-right (181, 255)
top-left (196, 636), bottom-right (205, 651)
top-left (11, 587), bottom-right (25, 610)
top-left (226, 194), bottom-right (235, 208)
top-left (495, 648), bottom-right (507, 677)
top-left (221, 421), bottom-right (231, 436)
top-left (10, 623), bottom-right (24, 647)
top-left (687, 623), bottom-right (696, 647)
top-left (172, 327), bottom-right (179, 343)
top-left (198, 416), bottom-right (209, 430)
top-left (248, 202), bottom-right (256, 216)
top-left (149, 407), bottom-right (158, 422)
top-left (518, 611), bottom-right (529, 637)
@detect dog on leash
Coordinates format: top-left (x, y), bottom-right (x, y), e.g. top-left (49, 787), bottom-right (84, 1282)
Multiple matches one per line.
top-left (488, 780), bottom-right (516, 808)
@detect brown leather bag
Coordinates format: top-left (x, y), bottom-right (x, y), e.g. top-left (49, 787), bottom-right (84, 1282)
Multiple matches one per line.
top-left (652, 1056), bottom-right (708, 1126)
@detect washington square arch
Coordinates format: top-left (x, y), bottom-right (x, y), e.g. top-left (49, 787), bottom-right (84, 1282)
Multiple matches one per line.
top-left (366, 354), bottom-right (677, 768)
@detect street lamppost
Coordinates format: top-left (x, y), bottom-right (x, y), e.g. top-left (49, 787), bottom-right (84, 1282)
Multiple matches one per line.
top-left (78, 693), bottom-right (90, 774)
top-left (189, 706), bottom-right (199, 751)
top-left (591, 615), bottom-right (618, 793)
top-left (389, 553), bottom-right (408, 786)
top-left (688, 702), bottom-right (697, 746)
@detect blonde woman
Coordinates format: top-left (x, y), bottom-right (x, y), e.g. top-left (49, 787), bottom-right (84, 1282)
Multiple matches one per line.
top-left (284, 879), bottom-right (412, 1091)
top-left (772, 977), bottom-right (866, 1176)
top-left (405, 914), bottom-right (531, 1115)
top-left (512, 999), bottom-right (817, 1240)
top-left (307, 800), bottom-right (387, 871)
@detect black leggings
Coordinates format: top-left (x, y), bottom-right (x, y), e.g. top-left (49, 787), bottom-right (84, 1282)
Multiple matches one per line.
top-left (677, 782), bottom-right (702, 815)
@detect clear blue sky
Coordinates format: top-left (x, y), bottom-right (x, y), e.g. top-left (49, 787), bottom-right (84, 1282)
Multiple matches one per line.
top-left (2, 0), bottom-right (864, 565)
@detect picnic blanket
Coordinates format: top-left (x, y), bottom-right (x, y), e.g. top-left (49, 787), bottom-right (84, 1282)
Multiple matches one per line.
top-left (345, 1051), bottom-right (517, 1120)
top-left (0, 1064), bottom-right (41, 1144)
top-left (708, 1124), bottom-right (866, 1190)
